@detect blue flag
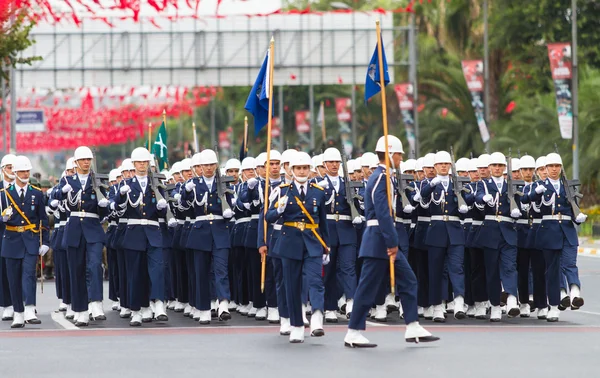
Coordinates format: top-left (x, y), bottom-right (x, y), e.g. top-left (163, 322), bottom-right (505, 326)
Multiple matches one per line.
top-left (245, 50), bottom-right (272, 135)
top-left (364, 36), bottom-right (390, 104)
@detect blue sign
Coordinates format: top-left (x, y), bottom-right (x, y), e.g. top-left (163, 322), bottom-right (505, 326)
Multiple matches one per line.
top-left (16, 109), bottom-right (45, 132)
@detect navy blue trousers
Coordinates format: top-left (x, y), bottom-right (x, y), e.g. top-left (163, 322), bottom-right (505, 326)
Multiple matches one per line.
top-left (117, 248), bottom-right (129, 309)
top-left (5, 254), bottom-right (37, 313)
top-left (484, 241), bottom-right (518, 306)
top-left (282, 252), bottom-right (324, 327)
top-left (67, 237), bottom-right (103, 312)
top-left (428, 245), bottom-right (465, 305)
top-left (324, 243), bottom-right (357, 311)
top-left (125, 246), bottom-right (164, 311)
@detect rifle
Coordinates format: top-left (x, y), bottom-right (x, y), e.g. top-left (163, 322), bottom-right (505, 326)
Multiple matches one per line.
top-left (90, 151), bottom-right (109, 202)
top-left (341, 153), bottom-right (363, 219)
top-left (148, 169), bottom-right (175, 222)
top-left (506, 148), bottom-right (525, 213)
top-left (214, 145), bottom-right (235, 213)
top-left (554, 145), bottom-right (583, 217)
top-left (449, 146), bottom-right (471, 208)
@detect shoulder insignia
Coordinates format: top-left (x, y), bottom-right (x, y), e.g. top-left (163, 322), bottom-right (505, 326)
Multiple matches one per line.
top-left (29, 185), bottom-right (41, 191)
top-left (311, 183), bottom-right (324, 191)
top-left (278, 183), bottom-right (290, 188)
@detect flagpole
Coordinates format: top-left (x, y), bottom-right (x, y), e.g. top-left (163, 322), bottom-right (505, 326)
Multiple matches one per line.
top-left (192, 122), bottom-right (199, 153)
top-left (376, 20), bottom-right (395, 295)
top-left (244, 115), bottom-right (248, 155)
top-left (148, 122), bottom-right (152, 150)
top-left (320, 101), bottom-right (326, 144)
top-left (261, 37), bottom-right (275, 293)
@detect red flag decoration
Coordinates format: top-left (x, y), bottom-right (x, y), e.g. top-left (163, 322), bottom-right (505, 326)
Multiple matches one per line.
top-left (461, 60), bottom-right (490, 143)
top-left (547, 42), bottom-right (573, 139)
top-left (393, 83), bottom-right (416, 152)
top-left (295, 110), bottom-right (311, 133)
top-left (334, 98), bottom-right (352, 123)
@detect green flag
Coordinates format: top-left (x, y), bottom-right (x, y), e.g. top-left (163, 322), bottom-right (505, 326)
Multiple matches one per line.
top-left (151, 121), bottom-right (169, 170)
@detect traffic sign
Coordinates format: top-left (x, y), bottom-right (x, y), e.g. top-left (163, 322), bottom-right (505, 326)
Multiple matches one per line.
top-left (16, 109), bottom-right (46, 132)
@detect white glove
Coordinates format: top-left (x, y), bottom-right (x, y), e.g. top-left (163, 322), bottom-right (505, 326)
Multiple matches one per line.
top-left (322, 254), bottom-right (330, 266)
top-left (352, 216), bottom-right (363, 225)
top-left (403, 204), bottom-right (415, 214)
top-left (482, 194), bottom-right (493, 205)
top-left (521, 204), bottom-right (530, 212)
top-left (1, 215), bottom-right (8, 222)
top-left (459, 205), bottom-right (469, 214)
top-left (120, 185), bottom-right (131, 195)
top-left (45, 206), bottom-right (53, 216)
top-left (535, 185), bottom-right (547, 194)
top-left (156, 198), bottom-right (168, 210)
top-left (413, 193), bottom-right (422, 202)
top-left (223, 208), bottom-right (234, 219)
top-left (510, 208), bottom-right (522, 218)
top-left (168, 218), bottom-right (178, 228)
top-left (174, 193), bottom-right (181, 201)
top-left (318, 180), bottom-right (329, 189)
top-left (430, 176), bottom-right (441, 186)
top-left (247, 177), bottom-right (258, 190)
top-left (50, 199), bottom-right (59, 208)
top-left (110, 202), bottom-right (115, 211)
top-left (61, 184), bottom-right (73, 194)
top-left (3, 207), bottom-right (13, 219)
top-left (277, 196), bottom-right (288, 214)
top-left (39, 245), bottom-right (49, 256)
top-left (98, 198), bottom-right (109, 208)
top-left (576, 213), bottom-right (587, 223)
top-left (185, 181), bottom-right (196, 192)
top-left (53, 210), bottom-right (60, 219)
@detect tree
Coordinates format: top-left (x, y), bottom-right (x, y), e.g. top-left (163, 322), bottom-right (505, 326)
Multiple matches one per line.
top-left (1, 9), bottom-right (41, 82)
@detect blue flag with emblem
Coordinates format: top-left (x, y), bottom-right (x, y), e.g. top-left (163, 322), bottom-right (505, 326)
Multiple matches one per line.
top-left (151, 120), bottom-right (169, 170)
top-left (364, 36), bottom-right (390, 104)
top-left (245, 50), bottom-right (272, 135)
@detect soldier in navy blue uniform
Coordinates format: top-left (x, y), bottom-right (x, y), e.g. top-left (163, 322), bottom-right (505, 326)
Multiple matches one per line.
top-left (0, 154), bottom-right (16, 322)
top-left (525, 152), bottom-right (587, 322)
top-left (344, 136), bottom-right (438, 348)
top-left (114, 147), bottom-right (169, 326)
top-left (265, 152), bottom-right (329, 343)
top-left (474, 152), bottom-right (522, 321)
top-left (182, 149), bottom-right (234, 324)
top-left (419, 151), bottom-right (468, 322)
top-left (55, 146), bottom-right (109, 326)
top-left (105, 168), bottom-right (122, 312)
top-left (224, 158), bottom-right (242, 312)
top-left (0, 156), bottom-right (49, 328)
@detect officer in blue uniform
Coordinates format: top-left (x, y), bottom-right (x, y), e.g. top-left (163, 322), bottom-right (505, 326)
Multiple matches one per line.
top-left (0, 154), bottom-right (16, 322)
top-left (474, 152), bottom-right (521, 321)
top-left (525, 152), bottom-right (587, 322)
top-left (266, 151), bottom-right (329, 343)
top-left (166, 162), bottom-right (184, 311)
top-left (114, 147), bottom-right (169, 326)
top-left (55, 146), bottom-right (110, 326)
top-left (183, 149), bottom-right (234, 324)
top-left (105, 168), bottom-right (122, 312)
top-left (344, 136), bottom-right (438, 348)
top-left (419, 151), bottom-right (467, 322)
top-left (0, 156), bottom-right (49, 328)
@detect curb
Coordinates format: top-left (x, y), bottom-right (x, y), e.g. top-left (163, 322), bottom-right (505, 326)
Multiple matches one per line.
top-left (578, 247), bottom-right (599, 257)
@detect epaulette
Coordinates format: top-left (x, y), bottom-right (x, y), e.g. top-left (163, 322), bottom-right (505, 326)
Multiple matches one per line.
top-left (311, 183), bottom-right (324, 191)
top-left (278, 183), bottom-right (290, 188)
top-left (29, 184), bottom-right (41, 191)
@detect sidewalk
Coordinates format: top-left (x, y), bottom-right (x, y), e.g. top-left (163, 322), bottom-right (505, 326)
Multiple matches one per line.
top-left (578, 237), bottom-right (600, 257)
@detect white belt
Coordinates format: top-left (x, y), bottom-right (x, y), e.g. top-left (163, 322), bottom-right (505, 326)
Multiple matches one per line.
top-left (119, 218), bottom-right (128, 224)
top-left (484, 215), bottom-right (514, 223)
top-left (251, 214), bottom-right (260, 220)
top-left (158, 218), bottom-right (165, 224)
top-left (516, 219), bottom-right (530, 225)
top-left (410, 224), bottom-right (416, 229)
top-left (327, 214), bottom-right (352, 221)
top-left (463, 218), bottom-right (473, 223)
top-left (54, 224), bottom-right (60, 229)
top-left (417, 216), bottom-right (430, 223)
top-left (108, 221), bottom-right (117, 227)
top-left (128, 219), bottom-right (160, 227)
top-left (394, 217), bottom-right (411, 224)
top-left (431, 215), bottom-right (460, 222)
top-left (472, 220), bottom-right (483, 226)
top-left (542, 215), bottom-right (572, 221)
top-left (235, 217), bottom-right (251, 224)
top-left (273, 224), bottom-right (282, 231)
top-left (366, 220), bottom-right (379, 227)
top-left (177, 219), bottom-right (185, 225)
top-left (185, 217), bottom-right (191, 223)
top-left (533, 219), bottom-right (541, 224)
top-left (195, 215), bottom-right (224, 221)
top-left (70, 212), bottom-right (99, 219)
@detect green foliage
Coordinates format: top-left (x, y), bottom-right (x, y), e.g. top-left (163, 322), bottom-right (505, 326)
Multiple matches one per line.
top-left (0, 11), bottom-right (42, 82)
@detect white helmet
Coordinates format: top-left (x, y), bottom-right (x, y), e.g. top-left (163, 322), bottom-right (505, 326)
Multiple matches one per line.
top-left (477, 154), bottom-right (490, 168)
top-left (199, 149), bottom-right (218, 165)
top-left (241, 157), bottom-right (256, 170)
top-left (323, 147), bottom-right (342, 162)
top-left (161, 169), bottom-right (172, 181)
top-left (109, 169), bottom-right (120, 182)
top-left (267, 150), bottom-right (282, 162)
top-left (375, 135), bottom-right (404, 154)
top-left (312, 154), bottom-right (324, 168)
top-left (360, 152), bottom-right (376, 166)
top-left (180, 158), bottom-right (192, 171)
top-left (520, 155), bottom-right (536, 169)
top-left (511, 158), bottom-right (521, 171)
top-left (131, 147), bottom-right (153, 162)
top-left (434, 151), bottom-right (452, 165)
top-left (290, 151), bottom-right (313, 168)
top-left (170, 162), bottom-right (182, 176)
top-left (74, 146), bottom-right (93, 161)
top-left (401, 159), bottom-right (417, 173)
top-left (369, 156), bottom-right (379, 169)
top-left (545, 152), bottom-right (563, 166)
top-left (225, 159), bottom-right (242, 171)
top-left (65, 157), bottom-right (77, 171)
top-left (1, 154), bottom-right (16, 168)
top-left (415, 158), bottom-right (424, 172)
top-left (455, 157), bottom-right (470, 172)
top-left (535, 157), bottom-right (546, 170)
top-left (281, 149), bottom-right (298, 165)
top-left (191, 153), bottom-right (202, 167)
top-left (255, 152), bottom-right (267, 167)
top-left (468, 159), bottom-right (479, 172)
top-left (488, 152), bottom-right (507, 165)
top-left (346, 159), bottom-right (357, 173)
top-left (422, 153), bottom-right (435, 168)
top-left (13, 155), bottom-right (33, 172)
top-left (121, 158), bottom-right (135, 172)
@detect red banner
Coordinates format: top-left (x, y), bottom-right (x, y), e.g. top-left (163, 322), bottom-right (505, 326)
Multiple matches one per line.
top-left (295, 110), bottom-right (311, 133)
top-left (218, 131), bottom-right (230, 149)
top-left (461, 60), bottom-right (490, 143)
top-left (334, 98), bottom-right (352, 122)
top-left (271, 117), bottom-right (281, 138)
top-left (547, 43), bottom-right (572, 80)
top-left (547, 42), bottom-right (573, 139)
top-left (394, 83), bottom-right (416, 152)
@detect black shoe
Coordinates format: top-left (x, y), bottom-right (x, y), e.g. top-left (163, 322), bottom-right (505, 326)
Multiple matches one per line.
top-left (2, 316), bottom-right (13, 321)
top-left (142, 317), bottom-right (152, 323)
top-left (155, 314), bottom-right (168, 322)
top-left (571, 297), bottom-right (584, 309)
top-left (311, 329), bottom-right (324, 337)
top-left (454, 311), bottom-right (466, 320)
top-left (130, 320), bottom-right (141, 327)
top-left (11, 323), bottom-right (24, 329)
top-left (211, 309), bottom-right (218, 318)
top-left (219, 311), bottom-right (231, 321)
top-left (559, 296), bottom-right (571, 311)
top-left (25, 318), bottom-right (41, 325)
top-left (406, 336), bottom-right (440, 343)
top-left (75, 321), bottom-right (89, 327)
top-left (345, 341), bottom-right (377, 348)
top-left (433, 317), bottom-right (446, 323)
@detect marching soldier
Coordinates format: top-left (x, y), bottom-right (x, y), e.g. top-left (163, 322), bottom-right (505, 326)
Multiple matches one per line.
top-left (106, 168), bottom-right (121, 311)
top-left (0, 156), bottom-right (49, 328)
top-left (344, 136), bottom-right (438, 347)
top-left (454, 157), bottom-right (474, 316)
top-left (0, 154), bottom-right (16, 321)
top-left (55, 146), bottom-right (109, 326)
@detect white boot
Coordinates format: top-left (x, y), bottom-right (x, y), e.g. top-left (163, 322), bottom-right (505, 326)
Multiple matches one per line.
top-left (267, 307), bottom-right (280, 324)
top-left (11, 312), bottom-right (24, 328)
top-left (218, 300), bottom-right (231, 321)
top-left (248, 305), bottom-right (258, 318)
top-left (474, 302), bottom-right (487, 319)
top-left (490, 305), bottom-right (502, 322)
top-left (65, 305), bottom-right (76, 320)
top-left (559, 289), bottom-right (571, 310)
top-left (174, 301), bottom-right (186, 313)
top-left (183, 304), bottom-right (193, 317)
top-left (289, 326), bottom-right (305, 343)
top-left (346, 299), bottom-right (354, 319)
top-left (2, 306), bottom-right (14, 321)
top-left (228, 301), bottom-right (238, 311)
top-left (198, 310), bottom-right (211, 324)
top-left (111, 301), bottom-right (121, 311)
top-left (310, 310), bottom-right (324, 337)
top-left (192, 308), bottom-right (201, 320)
top-left (417, 306), bottom-right (424, 317)
top-left (255, 307), bottom-right (267, 321)
top-left (75, 311), bottom-right (89, 326)
top-left (570, 284), bottom-right (584, 309)
top-left (338, 295), bottom-right (347, 314)
top-left (423, 305), bottom-right (434, 320)
top-left (446, 300), bottom-right (455, 314)
top-left (547, 306), bottom-right (560, 322)
top-left (405, 322), bottom-right (439, 343)
top-left (305, 303), bottom-right (312, 315)
top-left (344, 329), bottom-right (377, 348)
top-left (119, 307), bottom-right (132, 319)
top-left (154, 300), bottom-right (169, 321)
top-left (90, 301), bottom-right (106, 321)
top-left (58, 302), bottom-right (68, 312)
top-left (279, 317), bottom-right (291, 335)
top-left (141, 307), bottom-right (153, 322)
top-left (466, 305), bottom-right (476, 318)
top-left (167, 300), bottom-right (176, 311)
top-left (130, 311), bottom-right (142, 326)
top-left (519, 303), bottom-right (531, 318)
top-left (537, 307), bottom-right (548, 320)
top-left (24, 305), bottom-right (41, 324)
top-left (398, 302), bottom-right (404, 319)
top-left (325, 310), bottom-right (338, 323)
top-left (373, 305), bottom-right (387, 322)
top-left (506, 295), bottom-right (520, 318)
top-left (453, 296), bottom-right (465, 319)
top-left (432, 305), bottom-right (445, 323)
top-left (302, 304), bottom-right (309, 326)
top-left (384, 293), bottom-right (398, 311)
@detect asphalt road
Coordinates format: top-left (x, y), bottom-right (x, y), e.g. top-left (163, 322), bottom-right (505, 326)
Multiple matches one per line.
top-left (1, 255), bottom-right (600, 378)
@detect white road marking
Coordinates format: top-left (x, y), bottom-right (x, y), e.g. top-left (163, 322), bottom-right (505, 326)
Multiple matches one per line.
top-left (51, 311), bottom-right (79, 330)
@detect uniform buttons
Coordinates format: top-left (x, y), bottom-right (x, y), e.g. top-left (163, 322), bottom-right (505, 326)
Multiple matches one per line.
top-left (499, 202), bottom-right (502, 206)
top-left (557, 195), bottom-right (561, 198)
top-left (499, 211), bottom-right (502, 215)
top-left (143, 213), bottom-right (146, 216)
top-left (445, 202), bottom-right (448, 205)
top-left (21, 221), bottom-right (24, 224)
top-left (210, 222), bottom-right (213, 225)
top-left (336, 202), bottom-right (339, 205)
top-left (142, 203), bottom-right (145, 206)
top-left (289, 202), bottom-right (293, 205)
top-left (210, 195), bottom-right (213, 198)
top-left (445, 210), bottom-right (448, 213)
top-left (82, 201), bottom-right (85, 204)
top-left (557, 204), bottom-right (561, 207)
